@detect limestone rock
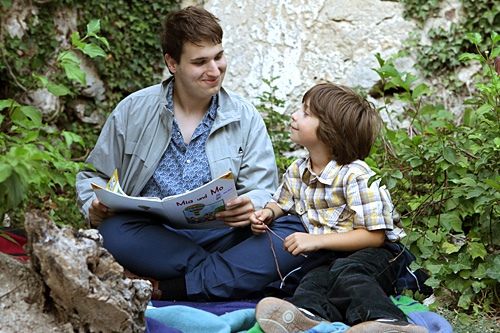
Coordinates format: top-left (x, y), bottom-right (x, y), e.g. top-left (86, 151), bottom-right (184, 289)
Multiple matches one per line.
top-left (0, 211), bottom-right (151, 332)
top-left (0, 252), bottom-right (73, 332)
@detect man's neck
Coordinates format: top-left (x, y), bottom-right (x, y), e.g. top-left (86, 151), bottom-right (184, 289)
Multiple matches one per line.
top-left (172, 88), bottom-right (212, 117)
top-left (171, 83), bottom-right (215, 144)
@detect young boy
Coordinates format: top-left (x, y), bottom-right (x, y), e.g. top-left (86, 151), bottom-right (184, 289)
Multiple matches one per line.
top-left (250, 83), bottom-right (428, 332)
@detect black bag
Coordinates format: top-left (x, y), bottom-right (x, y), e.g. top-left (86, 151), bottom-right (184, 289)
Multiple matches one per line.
top-left (384, 241), bottom-right (433, 295)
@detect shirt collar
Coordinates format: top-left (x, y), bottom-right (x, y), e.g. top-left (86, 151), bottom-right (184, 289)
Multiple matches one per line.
top-left (300, 155), bottom-right (341, 185)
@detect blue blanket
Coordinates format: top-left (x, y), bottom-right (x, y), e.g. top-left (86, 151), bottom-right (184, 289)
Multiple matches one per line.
top-left (145, 300), bottom-right (259, 333)
top-left (145, 298), bottom-right (452, 333)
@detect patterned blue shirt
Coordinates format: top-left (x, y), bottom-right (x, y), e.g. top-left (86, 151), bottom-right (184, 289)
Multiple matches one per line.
top-left (140, 80), bottom-right (216, 198)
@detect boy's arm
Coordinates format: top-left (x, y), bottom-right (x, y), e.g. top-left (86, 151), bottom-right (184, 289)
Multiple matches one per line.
top-left (284, 228), bottom-right (385, 256)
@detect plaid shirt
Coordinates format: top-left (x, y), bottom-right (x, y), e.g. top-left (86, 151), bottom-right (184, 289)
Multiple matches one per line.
top-left (272, 156), bottom-right (406, 241)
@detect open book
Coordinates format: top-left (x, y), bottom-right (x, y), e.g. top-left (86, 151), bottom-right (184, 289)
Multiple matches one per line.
top-left (91, 170), bottom-right (238, 229)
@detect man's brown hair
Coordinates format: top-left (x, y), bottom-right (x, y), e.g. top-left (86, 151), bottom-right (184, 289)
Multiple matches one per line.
top-left (303, 83), bottom-right (382, 165)
top-left (159, 6), bottom-right (223, 64)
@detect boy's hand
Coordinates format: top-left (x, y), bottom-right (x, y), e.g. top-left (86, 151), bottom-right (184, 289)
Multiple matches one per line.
top-left (284, 232), bottom-right (319, 256)
top-left (249, 209), bottom-right (273, 235)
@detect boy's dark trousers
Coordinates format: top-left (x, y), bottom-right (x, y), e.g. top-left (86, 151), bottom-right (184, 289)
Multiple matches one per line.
top-left (291, 246), bottom-right (407, 326)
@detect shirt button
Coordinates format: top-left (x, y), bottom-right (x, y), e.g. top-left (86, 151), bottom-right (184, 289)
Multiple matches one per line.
top-left (187, 159), bottom-right (190, 163)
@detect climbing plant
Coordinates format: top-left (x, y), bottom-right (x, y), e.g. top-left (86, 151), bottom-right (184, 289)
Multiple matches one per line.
top-left (73, 0), bottom-right (180, 104)
top-left (402, 0), bottom-right (500, 81)
top-left (0, 1), bottom-right (178, 228)
top-left (368, 33), bottom-right (500, 313)
top-left (0, 20), bottom-right (108, 228)
top-left (256, 77), bottom-right (296, 178)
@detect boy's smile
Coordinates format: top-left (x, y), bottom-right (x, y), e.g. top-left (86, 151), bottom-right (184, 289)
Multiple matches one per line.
top-left (290, 102), bottom-right (321, 150)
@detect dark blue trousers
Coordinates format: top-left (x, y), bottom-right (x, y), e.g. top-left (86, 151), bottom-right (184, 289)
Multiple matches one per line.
top-left (291, 247), bottom-right (407, 325)
top-left (98, 214), bottom-right (306, 301)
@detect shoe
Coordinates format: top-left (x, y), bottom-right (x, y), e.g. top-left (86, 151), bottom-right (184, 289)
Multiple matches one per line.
top-left (123, 269), bottom-right (162, 301)
top-left (345, 318), bottom-right (429, 333)
top-left (255, 297), bottom-right (329, 333)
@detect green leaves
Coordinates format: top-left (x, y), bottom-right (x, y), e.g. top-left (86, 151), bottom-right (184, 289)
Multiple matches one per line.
top-left (458, 53), bottom-right (483, 62)
top-left (61, 62), bottom-right (87, 86)
top-left (56, 20), bottom-right (109, 86)
top-left (371, 40), bottom-right (500, 310)
top-left (257, 77), bottom-right (295, 176)
top-left (0, 19), bottom-right (110, 223)
top-left (485, 255), bottom-right (500, 281)
top-left (86, 20), bottom-right (101, 36)
top-left (82, 43), bottom-right (107, 58)
top-left (465, 32), bottom-right (483, 46)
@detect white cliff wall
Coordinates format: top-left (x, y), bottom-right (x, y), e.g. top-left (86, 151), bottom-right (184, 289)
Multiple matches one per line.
top-left (182, 0), bottom-right (466, 118)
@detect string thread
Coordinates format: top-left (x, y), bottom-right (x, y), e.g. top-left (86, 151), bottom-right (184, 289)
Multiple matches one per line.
top-left (263, 224), bottom-right (309, 286)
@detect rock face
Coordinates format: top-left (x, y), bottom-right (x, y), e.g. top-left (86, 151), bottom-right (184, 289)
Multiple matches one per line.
top-left (0, 211), bottom-right (151, 332)
top-left (185, 0), bottom-right (465, 115)
top-left (5, 0), bottom-right (469, 121)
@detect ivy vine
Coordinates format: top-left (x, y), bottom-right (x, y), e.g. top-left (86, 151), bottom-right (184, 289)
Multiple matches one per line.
top-left (402, 0), bottom-right (500, 82)
top-left (0, 0), bottom-right (179, 226)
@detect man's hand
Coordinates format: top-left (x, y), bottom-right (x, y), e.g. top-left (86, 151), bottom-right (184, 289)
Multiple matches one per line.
top-left (89, 198), bottom-right (116, 227)
top-left (215, 196), bottom-right (254, 227)
top-left (250, 209), bottom-right (274, 235)
top-left (283, 232), bottom-right (320, 256)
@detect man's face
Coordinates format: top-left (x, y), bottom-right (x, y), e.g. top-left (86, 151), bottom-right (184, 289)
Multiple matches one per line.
top-left (166, 41), bottom-right (227, 101)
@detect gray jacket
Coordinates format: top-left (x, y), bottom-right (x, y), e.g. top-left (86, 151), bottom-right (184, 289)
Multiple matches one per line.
top-left (75, 79), bottom-right (278, 224)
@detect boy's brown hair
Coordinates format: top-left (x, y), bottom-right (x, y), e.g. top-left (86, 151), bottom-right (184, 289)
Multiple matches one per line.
top-left (159, 6), bottom-right (223, 65)
top-left (303, 83), bottom-right (382, 165)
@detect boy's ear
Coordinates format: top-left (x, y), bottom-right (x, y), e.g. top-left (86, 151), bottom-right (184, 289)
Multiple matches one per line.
top-left (164, 54), bottom-right (178, 73)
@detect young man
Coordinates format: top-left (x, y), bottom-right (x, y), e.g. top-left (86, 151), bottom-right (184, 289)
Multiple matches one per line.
top-left (251, 83), bottom-right (428, 332)
top-left (75, 6), bottom-right (306, 301)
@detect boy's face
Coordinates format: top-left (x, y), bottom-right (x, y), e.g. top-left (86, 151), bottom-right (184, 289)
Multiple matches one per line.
top-left (165, 40), bottom-right (227, 101)
top-left (290, 101), bottom-right (321, 150)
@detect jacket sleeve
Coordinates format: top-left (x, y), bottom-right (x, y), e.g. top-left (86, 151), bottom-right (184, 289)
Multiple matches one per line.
top-left (75, 108), bottom-right (126, 225)
top-left (236, 107), bottom-right (279, 210)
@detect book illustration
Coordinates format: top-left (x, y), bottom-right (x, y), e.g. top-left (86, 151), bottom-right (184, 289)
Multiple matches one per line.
top-left (106, 169), bottom-right (125, 195)
top-left (183, 200), bottom-right (227, 224)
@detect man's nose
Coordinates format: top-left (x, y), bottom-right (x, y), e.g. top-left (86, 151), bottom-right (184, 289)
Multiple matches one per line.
top-left (207, 60), bottom-right (220, 76)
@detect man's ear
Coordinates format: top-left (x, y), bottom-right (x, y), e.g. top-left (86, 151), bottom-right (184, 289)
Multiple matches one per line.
top-left (165, 54), bottom-right (177, 73)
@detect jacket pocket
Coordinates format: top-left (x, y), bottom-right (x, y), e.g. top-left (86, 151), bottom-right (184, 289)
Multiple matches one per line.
top-left (207, 143), bottom-right (241, 176)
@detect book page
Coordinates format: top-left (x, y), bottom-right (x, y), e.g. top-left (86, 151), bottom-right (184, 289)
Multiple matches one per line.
top-left (92, 170), bottom-right (237, 229)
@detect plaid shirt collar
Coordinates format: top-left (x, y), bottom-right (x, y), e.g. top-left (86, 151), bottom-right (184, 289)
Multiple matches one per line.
top-left (300, 155), bottom-right (342, 186)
